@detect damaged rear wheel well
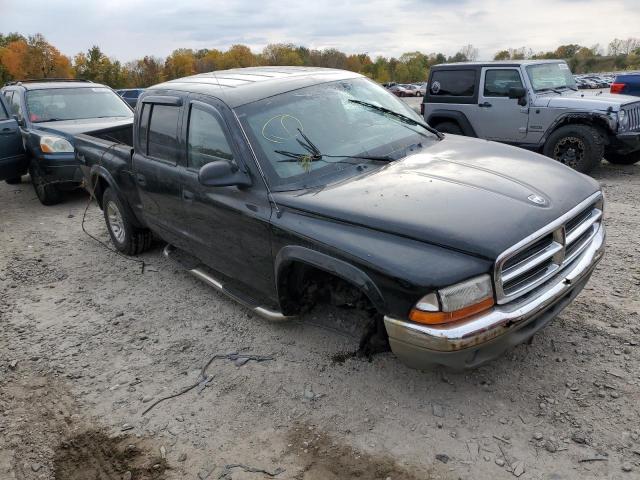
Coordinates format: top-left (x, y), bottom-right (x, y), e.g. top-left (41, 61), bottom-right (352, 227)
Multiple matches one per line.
top-left (91, 175), bottom-right (109, 209)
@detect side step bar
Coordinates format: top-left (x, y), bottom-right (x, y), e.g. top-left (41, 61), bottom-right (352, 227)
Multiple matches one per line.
top-left (163, 244), bottom-right (291, 322)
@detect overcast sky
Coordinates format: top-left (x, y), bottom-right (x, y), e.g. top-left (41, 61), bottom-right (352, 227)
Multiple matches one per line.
top-left (1, 0), bottom-right (639, 62)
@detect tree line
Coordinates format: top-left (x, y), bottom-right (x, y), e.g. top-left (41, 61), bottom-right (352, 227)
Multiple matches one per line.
top-left (1, 32), bottom-right (639, 89)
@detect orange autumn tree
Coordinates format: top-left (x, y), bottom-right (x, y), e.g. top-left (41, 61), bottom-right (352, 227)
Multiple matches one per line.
top-left (0, 34), bottom-right (72, 82)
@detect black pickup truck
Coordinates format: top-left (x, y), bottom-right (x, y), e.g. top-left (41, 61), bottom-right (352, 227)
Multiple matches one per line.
top-left (74, 67), bottom-right (605, 369)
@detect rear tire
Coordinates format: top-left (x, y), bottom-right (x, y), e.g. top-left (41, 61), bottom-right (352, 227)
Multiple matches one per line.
top-left (5, 177), bottom-right (21, 185)
top-left (102, 187), bottom-right (153, 255)
top-left (29, 160), bottom-right (62, 205)
top-left (605, 150), bottom-right (640, 165)
top-left (433, 121), bottom-right (464, 135)
top-left (542, 124), bottom-right (604, 173)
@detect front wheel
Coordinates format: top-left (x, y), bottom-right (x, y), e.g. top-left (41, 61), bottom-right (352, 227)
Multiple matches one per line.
top-left (606, 150), bottom-right (640, 165)
top-left (542, 125), bottom-right (604, 173)
top-left (29, 160), bottom-right (62, 205)
top-left (102, 187), bottom-right (153, 255)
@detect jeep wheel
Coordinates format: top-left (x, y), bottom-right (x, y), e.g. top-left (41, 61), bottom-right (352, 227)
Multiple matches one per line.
top-left (29, 160), bottom-right (62, 205)
top-left (543, 125), bottom-right (604, 173)
top-left (605, 150), bottom-right (640, 165)
top-left (103, 187), bottom-right (153, 255)
top-left (5, 176), bottom-right (22, 185)
top-left (434, 121), bottom-right (463, 135)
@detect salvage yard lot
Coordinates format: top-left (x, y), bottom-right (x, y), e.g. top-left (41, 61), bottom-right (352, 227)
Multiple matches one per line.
top-left (1, 160), bottom-right (639, 479)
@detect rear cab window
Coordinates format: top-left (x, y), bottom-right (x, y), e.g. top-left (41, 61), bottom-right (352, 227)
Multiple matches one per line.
top-left (147, 104), bottom-right (181, 162)
top-left (429, 70), bottom-right (476, 97)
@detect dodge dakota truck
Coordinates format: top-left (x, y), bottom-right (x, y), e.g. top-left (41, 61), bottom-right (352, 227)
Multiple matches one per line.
top-left (74, 67), bottom-right (605, 369)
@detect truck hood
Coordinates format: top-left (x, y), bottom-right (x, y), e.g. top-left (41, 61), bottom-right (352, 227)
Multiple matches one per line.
top-left (273, 135), bottom-right (600, 260)
top-left (32, 117), bottom-right (133, 140)
top-left (535, 91), bottom-right (639, 111)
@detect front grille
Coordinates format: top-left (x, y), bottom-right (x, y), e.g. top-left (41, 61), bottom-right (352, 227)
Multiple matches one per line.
top-left (625, 103), bottom-right (640, 132)
top-left (495, 193), bottom-right (603, 304)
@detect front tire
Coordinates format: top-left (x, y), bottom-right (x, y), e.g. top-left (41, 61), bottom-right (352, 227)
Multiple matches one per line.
top-left (543, 125), bottom-right (604, 173)
top-left (605, 150), bottom-right (640, 165)
top-left (102, 187), bottom-right (153, 255)
top-left (433, 121), bottom-right (464, 135)
top-left (29, 160), bottom-right (62, 205)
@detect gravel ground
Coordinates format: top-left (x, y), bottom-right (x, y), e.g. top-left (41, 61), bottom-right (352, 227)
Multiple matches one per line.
top-left (0, 158), bottom-right (639, 480)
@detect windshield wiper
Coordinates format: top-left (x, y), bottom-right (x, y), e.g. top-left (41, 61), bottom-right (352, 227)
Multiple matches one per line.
top-left (348, 99), bottom-right (444, 140)
top-left (275, 129), bottom-right (393, 168)
top-left (537, 87), bottom-right (564, 94)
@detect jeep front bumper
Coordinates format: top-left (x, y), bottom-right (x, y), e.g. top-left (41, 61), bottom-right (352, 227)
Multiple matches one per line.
top-left (614, 131), bottom-right (640, 153)
top-left (384, 224), bottom-right (605, 370)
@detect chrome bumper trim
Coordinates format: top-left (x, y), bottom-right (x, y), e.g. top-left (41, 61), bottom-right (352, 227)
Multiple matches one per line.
top-left (384, 224), bottom-right (605, 354)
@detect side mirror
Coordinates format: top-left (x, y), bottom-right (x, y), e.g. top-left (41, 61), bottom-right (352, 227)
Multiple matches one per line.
top-left (12, 114), bottom-right (25, 127)
top-left (198, 160), bottom-right (252, 188)
top-left (508, 87), bottom-right (527, 106)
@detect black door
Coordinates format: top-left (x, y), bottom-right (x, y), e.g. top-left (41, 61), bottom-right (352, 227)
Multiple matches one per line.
top-left (180, 98), bottom-right (275, 302)
top-left (132, 95), bottom-right (188, 249)
top-left (0, 93), bottom-right (27, 182)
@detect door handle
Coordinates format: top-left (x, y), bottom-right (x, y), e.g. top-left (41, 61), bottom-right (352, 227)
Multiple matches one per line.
top-left (136, 174), bottom-right (147, 186)
top-left (0, 127), bottom-right (15, 134)
top-left (183, 190), bottom-right (194, 201)
top-left (478, 102), bottom-right (492, 108)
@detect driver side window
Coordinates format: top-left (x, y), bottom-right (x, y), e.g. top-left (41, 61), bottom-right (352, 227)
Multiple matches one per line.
top-left (484, 69), bottom-right (524, 97)
top-left (187, 105), bottom-right (234, 170)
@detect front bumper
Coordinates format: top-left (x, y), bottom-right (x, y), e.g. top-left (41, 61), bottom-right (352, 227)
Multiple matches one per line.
top-left (38, 153), bottom-right (83, 184)
top-left (384, 224), bottom-right (605, 370)
top-left (614, 131), bottom-right (640, 153)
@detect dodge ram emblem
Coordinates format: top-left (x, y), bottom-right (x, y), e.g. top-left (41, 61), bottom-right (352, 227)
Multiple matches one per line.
top-left (528, 194), bottom-right (547, 205)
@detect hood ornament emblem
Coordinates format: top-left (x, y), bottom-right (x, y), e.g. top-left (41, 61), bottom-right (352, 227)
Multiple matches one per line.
top-left (528, 193), bottom-right (547, 205)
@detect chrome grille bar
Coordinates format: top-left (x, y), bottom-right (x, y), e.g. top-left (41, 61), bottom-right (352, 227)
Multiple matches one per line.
top-left (494, 192), bottom-right (603, 305)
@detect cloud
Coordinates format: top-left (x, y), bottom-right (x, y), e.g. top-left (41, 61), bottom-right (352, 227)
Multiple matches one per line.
top-left (1, 0), bottom-right (638, 61)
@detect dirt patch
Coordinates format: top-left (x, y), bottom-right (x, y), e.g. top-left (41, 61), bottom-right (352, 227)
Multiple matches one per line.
top-left (4, 254), bottom-right (67, 285)
top-left (286, 424), bottom-right (440, 480)
top-left (54, 431), bottom-right (167, 480)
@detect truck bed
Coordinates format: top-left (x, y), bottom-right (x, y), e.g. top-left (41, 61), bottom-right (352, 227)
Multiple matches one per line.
top-left (74, 121), bottom-right (143, 222)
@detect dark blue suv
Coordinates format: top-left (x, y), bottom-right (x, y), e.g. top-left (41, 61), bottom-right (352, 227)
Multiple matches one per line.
top-left (0, 79), bottom-right (133, 205)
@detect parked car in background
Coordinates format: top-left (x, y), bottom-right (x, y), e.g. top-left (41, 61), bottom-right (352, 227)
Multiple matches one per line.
top-left (0, 94), bottom-right (26, 184)
top-left (401, 84), bottom-right (422, 97)
top-left (423, 60), bottom-right (640, 171)
top-left (116, 88), bottom-right (145, 108)
top-left (0, 79), bottom-right (133, 204)
top-left (387, 84), bottom-right (411, 97)
top-left (611, 73), bottom-right (640, 97)
top-left (74, 67), bottom-right (605, 369)
top-left (413, 83), bottom-right (427, 96)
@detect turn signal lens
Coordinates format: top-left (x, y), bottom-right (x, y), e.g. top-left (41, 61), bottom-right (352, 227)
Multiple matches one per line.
top-left (409, 297), bottom-right (494, 325)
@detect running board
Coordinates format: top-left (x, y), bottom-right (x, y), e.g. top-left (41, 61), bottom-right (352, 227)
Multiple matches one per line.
top-left (163, 244), bottom-right (291, 322)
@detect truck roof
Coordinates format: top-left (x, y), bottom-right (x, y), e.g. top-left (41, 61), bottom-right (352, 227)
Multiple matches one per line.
top-left (432, 59), bottom-right (566, 68)
top-left (148, 66), bottom-right (362, 108)
top-left (2, 79), bottom-right (109, 90)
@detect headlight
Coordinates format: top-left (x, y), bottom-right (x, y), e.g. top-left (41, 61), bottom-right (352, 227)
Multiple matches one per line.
top-left (409, 274), bottom-right (494, 325)
top-left (618, 110), bottom-right (629, 132)
top-left (40, 135), bottom-right (74, 153)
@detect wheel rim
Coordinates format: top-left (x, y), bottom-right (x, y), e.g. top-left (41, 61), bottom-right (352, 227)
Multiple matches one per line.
top-left (553, 136), bottom-right (585, 169)
top-left (106, 201), bottom-right (126, 243)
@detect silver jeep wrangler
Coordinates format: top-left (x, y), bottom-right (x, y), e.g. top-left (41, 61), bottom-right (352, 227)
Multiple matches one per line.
top-left (422, 60), bottom-right (640, 172)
